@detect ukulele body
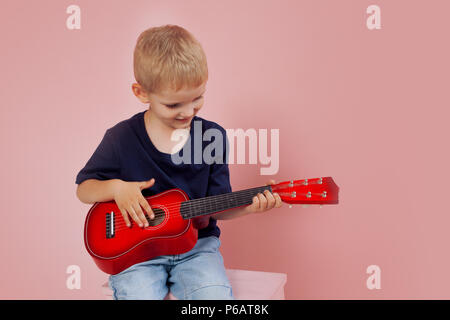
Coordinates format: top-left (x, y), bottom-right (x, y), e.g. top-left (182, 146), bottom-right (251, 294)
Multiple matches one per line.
top-left (84, 188), bottom-right (197, 275)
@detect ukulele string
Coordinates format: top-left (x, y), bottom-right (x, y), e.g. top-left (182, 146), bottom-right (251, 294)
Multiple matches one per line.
top-left (111, 188), bottom-right (268, 230)
top-left (111, 183), bottom-right (325, 229)
top-left (110, 180), bottom-right (325, 230)
top-left (111, 187), bottom-right (286, 230)
top-left (112, 179), bottom-right (321, 227)
top-left (112, 188), bottom-right (326, 231)
top-left (109, 187), bottom-right (268, 220)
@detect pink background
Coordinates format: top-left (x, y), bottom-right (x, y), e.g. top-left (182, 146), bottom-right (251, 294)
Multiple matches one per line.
top-left (1, 0), bottom-right (449, 299)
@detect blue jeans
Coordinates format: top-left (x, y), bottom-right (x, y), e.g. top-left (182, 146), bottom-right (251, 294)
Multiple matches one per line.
top-left (108, 236), bottom-right (234, 300)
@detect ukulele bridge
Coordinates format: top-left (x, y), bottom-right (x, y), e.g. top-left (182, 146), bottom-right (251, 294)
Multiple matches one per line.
top-left (106, 211), bottom-right (115, 239)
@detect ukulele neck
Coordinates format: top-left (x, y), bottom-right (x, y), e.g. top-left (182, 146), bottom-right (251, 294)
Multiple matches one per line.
top-left (180, 185), bottom-right (272, 219)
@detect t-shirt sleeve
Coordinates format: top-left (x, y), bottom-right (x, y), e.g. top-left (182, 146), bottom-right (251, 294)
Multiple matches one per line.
top-left (206, 126), bottom-right (232, 197)
top-left (75, 129), bottom-right (121, 184)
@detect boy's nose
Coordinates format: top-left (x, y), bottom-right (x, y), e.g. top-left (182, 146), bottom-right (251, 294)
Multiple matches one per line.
top-left (179, 103), bottom-right (197, 117)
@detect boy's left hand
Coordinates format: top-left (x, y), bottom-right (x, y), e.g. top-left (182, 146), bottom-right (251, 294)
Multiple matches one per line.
top-left (245, 179), bottom-right (283, 214)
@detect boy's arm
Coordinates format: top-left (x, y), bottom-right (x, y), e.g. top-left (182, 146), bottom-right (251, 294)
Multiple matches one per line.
top-left (76, 129), bottom-right (122, 204)
top-left (76, 178), bottom-right (122, 204)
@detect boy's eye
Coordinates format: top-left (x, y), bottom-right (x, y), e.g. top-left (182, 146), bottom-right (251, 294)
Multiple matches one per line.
top-left (165, 96), bottom-right (203, 108)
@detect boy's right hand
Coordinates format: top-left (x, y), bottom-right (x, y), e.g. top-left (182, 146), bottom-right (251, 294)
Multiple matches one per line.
top-left (112, 178), bottom-right (156, 228)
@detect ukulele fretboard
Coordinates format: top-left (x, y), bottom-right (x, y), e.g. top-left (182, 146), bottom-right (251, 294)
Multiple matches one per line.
top-left (180, 185), bottom-right (272, 219)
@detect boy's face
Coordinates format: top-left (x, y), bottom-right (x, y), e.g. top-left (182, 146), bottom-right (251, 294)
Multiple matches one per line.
top-left (132, 81), bottom-right (206, 130)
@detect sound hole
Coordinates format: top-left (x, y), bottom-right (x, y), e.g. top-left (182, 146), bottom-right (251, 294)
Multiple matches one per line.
top-left (145, 207), bottom-right (166, 227)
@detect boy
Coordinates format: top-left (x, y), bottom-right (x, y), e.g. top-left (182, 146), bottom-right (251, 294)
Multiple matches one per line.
top-left (75, 24), bottom-right (283, 300)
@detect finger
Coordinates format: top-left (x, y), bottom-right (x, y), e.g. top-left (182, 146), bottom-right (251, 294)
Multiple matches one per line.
top-left (249, 195), bottom-right (259, 212)
top-left (127, 206), bottom-right (143, 227)
top-left (118, 206), bottom-right (131, 227)
top-left (264, 190), bottom-right (276, 210)
top-left (257, 192), bottom-right (267, 211)
top-left (265, 179), bottom-right (275, 186)
top-left (132, 202), bottom-right (149, 227)
top-left (139, 178), bottom-right (155, 190)
top-left (139, 196), bottom-right (154, 220)
top-left (273, 192), bottom-right (283, 208)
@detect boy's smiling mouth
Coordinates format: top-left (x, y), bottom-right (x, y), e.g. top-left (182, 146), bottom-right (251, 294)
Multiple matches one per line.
top-left (175, 117), bottom-right (192, 122)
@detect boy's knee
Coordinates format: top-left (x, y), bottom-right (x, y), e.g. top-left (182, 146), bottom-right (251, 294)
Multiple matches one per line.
top-left (186, 284), bottom-right (234, 300)
top-left (111, 283), bottom-right (169, 300)
top-left (109, 265), bottom-right (169, 300)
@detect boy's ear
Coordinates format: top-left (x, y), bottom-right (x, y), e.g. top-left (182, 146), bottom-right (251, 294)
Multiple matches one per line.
top-left (131, 83), bottom-right (151, 103)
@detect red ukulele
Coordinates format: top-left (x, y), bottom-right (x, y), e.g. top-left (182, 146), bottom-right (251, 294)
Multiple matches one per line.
top-left (84, 177), bottom-right (339, 274)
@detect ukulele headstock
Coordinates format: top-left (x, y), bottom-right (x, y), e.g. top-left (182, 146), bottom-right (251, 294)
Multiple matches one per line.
top-left (271, 177), bottom-right (339, 205)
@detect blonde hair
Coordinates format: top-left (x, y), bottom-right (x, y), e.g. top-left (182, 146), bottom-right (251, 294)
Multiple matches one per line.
top-left (133, 24), bottom-right (208, 94)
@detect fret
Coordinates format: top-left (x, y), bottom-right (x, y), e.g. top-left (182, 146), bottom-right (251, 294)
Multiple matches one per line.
top-left (193, 198), bottom-right (198, 218)
top-left (209, 196), bottom-right (214, 213)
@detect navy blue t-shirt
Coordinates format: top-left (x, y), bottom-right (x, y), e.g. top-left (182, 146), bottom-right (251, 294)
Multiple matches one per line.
top-left (75, 111), bottom-right (232, 238)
